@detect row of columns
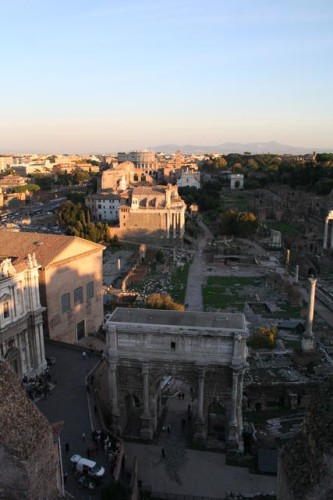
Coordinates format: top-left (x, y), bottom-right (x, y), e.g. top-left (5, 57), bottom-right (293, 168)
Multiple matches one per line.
top-left (107, 358), bottom-right (244, 447)
top-left (165, 210), bottom-right (185, 239)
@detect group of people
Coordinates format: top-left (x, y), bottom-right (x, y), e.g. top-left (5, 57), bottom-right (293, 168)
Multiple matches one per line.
top-left (92, 429), bottom-right (122, 472)
top-left (23, 371), bottom-right (54, 401)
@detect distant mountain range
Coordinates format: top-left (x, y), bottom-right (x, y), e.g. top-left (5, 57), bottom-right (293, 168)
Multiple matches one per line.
top-left (150, 141), bottom-right (333, 155)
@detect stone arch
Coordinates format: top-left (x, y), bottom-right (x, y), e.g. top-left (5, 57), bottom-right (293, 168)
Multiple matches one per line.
top-left (104, 309), bottom-right (248, 451)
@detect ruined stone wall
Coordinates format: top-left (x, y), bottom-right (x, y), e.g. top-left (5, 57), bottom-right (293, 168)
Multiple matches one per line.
top-left (278, 379), bottom-right (333, 500)
top-left (245, 381), bottom-right (319, 411)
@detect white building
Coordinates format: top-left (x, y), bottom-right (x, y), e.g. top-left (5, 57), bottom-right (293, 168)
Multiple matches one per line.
top-left (0, 254), bottom-right (47, 379)
top-left (230, 174), bottom-right (244, 189)
top-left (177, 169), bottom-right (201, 189)
top-left (85, 192), bottom-right (122, 222)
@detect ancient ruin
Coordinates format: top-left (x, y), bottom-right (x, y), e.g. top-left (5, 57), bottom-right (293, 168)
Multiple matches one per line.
top-left (102, 308), bottom-right (248, 450)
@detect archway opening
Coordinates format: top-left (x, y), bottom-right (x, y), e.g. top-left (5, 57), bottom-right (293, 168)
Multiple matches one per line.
top-left (207, 400), bottom-right (227, 446)
top-left (154, 374), bottom-right (196, 446)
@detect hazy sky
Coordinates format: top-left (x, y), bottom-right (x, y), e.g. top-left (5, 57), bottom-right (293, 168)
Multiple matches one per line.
top-left (1, 0), bottom-right (332, 153)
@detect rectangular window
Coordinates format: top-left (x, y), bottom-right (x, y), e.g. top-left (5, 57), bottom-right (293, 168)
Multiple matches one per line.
top-left (74, 287), bottom-right (83, 305)
top-left (86, 281), bottom-right (94, 300)
top-left (61, 293), bottom-right (70, 313)
top-left (3, 302), bottom-right (10, 319)
top-left (171, 341), bottom-right (176, 350)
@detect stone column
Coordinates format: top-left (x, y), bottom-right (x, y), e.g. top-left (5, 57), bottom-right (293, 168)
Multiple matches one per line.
top-left (180, 209), bottom-right (185, 238)
top-left (142, 363), bottom-right (150, 417)
top-left (323, 218), bottom-right (329, 249)
top-left (37, 322), bottom-right (47, 371)
top-left (173, 213), bottom-right (176, 238)
top-left (117, 258), bottom-right (121, 271)
top-left (141, 362), bottom-right (153, 439)
top-left (197, 369), bottom-right (205, 420)
top-left (236, 369), bottom-right (245, 449)
top-left (24, 330), bottom-right (32, 372)
top-left (330, 224), bottom-right (333, 249)
top-left (166, 212), bottom-right (170, 238)
top-left (295, 265), bottom-right (299, 283)
top-left (35, 325), bottom-right (43, 370)
top-left (109, 360), bottom-right (119, 412)
top-left (302, 277), bottom-right (317, 352)
top-left (194, 367), bottom-right (206, 441)
top-left (228, 369), bottom-right (239, 444)
top-left (286, 249), bottom-right (290, 265)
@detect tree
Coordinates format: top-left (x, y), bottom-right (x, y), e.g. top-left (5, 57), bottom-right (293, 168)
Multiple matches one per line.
top-left (248, 326), bottom-right (277, 349)
top-left (145, 293), bottom-right (184, 311)
top-left (219, 209), bottom-right (257, 238)
top-left (155, 249), bottom-right (164, 263)
top-left (12, 183), bottom-right (40, 193)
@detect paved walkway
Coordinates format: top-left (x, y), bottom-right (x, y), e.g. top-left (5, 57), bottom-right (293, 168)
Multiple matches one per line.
top-left (125, 441), bottom-right (276, 498)
top-left (125, 381), bottom-right (276, 498)
top-left (185, 218), bottom-right (213, 311)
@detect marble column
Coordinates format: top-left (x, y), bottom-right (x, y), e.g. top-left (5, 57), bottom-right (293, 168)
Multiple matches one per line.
top-left (109, 360), bottom-right (119, 413)
top-left (166, 212), bottom-right (170, 238)
top-left (141, 362), bottom-right (153, 439)
top-left (173, 213), bottom-right (176, 238)
top-left (180, 210), bottom-right (185, 238)
top-left (323, 218), bottom-right (329, 249)
top-left (302, 277), bottom-right (317, 352)
top-left (24, 330), bottom-right (32, 372)
top-left (37, 322), bottom-right (47, 370)
top-left (194, 367), bottom-right (206, 441)
top-left (228, 369), bottom-right (239, 443)
top-left (236, 370), bottom-right (245, 441)
top-left (197, 369), bottom-right (205, 420)
top-left (142, 363), bottom-right (150, 417)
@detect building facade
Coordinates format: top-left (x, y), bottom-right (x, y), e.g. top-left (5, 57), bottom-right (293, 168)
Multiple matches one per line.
top-left (85, 192), bottom-right (122, 222)
top-left (119, 184), bottom-right (186, 238)
top-left (177, 169), bottom-right (201, 189)
top-left (117, 151), bottom-right (158, 177)
top-left (0, 254), bottom-right (47, 378)
top-left (0, 230), bottom-right (105, 344)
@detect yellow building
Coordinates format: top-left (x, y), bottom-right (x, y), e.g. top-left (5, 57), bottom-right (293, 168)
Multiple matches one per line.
top-left (0, 230), bottom-right (105, 344)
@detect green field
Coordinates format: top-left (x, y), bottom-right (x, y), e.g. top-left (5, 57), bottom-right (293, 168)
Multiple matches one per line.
top-left (265, 221), bottom-right (303, 236)
top-left (202, 276), bottom-right (263, 310)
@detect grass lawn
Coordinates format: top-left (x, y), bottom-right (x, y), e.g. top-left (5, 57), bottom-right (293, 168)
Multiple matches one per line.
top-left (202, 276), bottom-right (263, 310)
top-left (170, 263), bottom-right (190, 304)
top-left (265, 221), bottom-right (303, 236)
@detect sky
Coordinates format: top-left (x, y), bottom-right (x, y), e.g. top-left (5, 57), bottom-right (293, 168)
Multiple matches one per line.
top-left (0, 0), bottom-right (333, 153)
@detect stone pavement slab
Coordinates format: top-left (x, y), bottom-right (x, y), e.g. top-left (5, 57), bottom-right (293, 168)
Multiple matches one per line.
top-left (124, 442), bottom-right (277, 498)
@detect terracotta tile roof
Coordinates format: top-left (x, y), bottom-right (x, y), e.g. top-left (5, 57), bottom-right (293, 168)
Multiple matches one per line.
top-left (0, 229), bottom-right (105, 269)
top-left (132, 186), bottom-right (165, 196)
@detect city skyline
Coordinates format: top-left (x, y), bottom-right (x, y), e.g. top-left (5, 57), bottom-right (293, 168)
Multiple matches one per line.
top-left (1, 0), bottom-right (333, 153)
